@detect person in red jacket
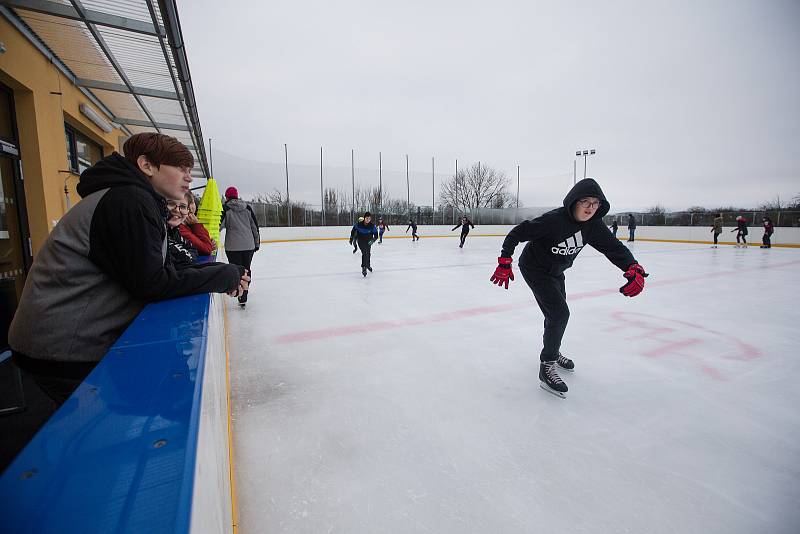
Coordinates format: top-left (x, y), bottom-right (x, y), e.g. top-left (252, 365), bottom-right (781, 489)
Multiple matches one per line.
top-left (760, 216), bottom-right (774, 248)
top-left (177, 191), bottom-right (215, 256)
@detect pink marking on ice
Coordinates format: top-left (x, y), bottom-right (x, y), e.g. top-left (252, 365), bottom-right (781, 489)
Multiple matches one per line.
top-left (643, 338), bottom-right (703, 358)
top-left (274, 259), bottom-right (800, 345)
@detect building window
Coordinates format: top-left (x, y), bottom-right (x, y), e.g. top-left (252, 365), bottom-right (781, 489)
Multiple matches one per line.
top-left (65, 125), bottom-right (103, 174)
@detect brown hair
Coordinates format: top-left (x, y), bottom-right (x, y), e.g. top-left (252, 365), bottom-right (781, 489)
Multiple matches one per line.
top-left (184, 191), bottom-right (197, 206)
top-left (123, 133), bottom-right (194, 169)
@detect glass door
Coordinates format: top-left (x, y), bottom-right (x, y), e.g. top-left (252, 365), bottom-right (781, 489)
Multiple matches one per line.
top-left (0, 84), bottom-right (30, 351)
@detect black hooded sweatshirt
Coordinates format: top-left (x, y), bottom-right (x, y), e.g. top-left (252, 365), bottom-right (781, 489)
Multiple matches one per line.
top-left (500, 178), bottom-right (636, 277)
top-left (76, 153), bottom-right (243, 298)
top-left (9, 153), bottom-right (244, 364)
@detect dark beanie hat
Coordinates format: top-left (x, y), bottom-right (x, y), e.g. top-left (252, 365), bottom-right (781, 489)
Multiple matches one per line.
top-left (364, 211), bottom-right (372, 217)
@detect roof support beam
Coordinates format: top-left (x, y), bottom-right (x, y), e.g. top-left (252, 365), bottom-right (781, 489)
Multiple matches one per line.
top-left (155, 0), bottom-right (212, 180)
top-left (1, 0), bottom-right (164, 36)
top-left (76, 78), bottom-right (181, 101)
top-left (68, 0), bottom-right (163, 133)
top-left (0, 6), bottom-right (132, 136)
top-left (113, 117), bottom-right (190, 131)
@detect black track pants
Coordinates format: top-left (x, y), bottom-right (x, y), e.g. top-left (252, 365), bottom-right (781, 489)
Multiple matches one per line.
top-left (460, 231), bottom-right (468, 247)
top-left (358, 239), bottom-right (372, 268)
top-left (227, 249), bottom-right (255, 298)
top-left (227, 249), bottom-right (255, 273)
top-left (520, 266), bottom-right (569, 362)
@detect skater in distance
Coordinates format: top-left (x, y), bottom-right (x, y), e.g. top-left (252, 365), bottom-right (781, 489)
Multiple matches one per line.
top-left (731, 215), bottom-right (748, 248)
top-left (452, 216), bottom-right (475, 248)
top-left (711, 213), bottom-right (723, 248)
top-left (761, 217), bottom-right (774, 248)
top-left (490, 178), bottom-right (649, 398)
top-left (350, 211), bottom-right (379, 276)
top-left (406, 219), bottom-right (420, 241)
top-left (221, 186), bottom-right (260, 306)
top-left (377, 217), bottom-right (390, 243)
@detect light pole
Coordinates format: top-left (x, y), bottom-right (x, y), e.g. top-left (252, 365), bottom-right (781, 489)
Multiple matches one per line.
top-left (319, 146), bottom-right (324, 226)
top-left (575, 148), bottom-right (596, 182)
top-left (431, 156), bottom-right (435, 223)
top-left (378, 151), bottom-right (382, 217)
top-left (405, 154), bottom-right (410, 218)
top-left (454, 158), bottom-right (458, 224)
top-left (351, 148), bottom-right (355, 224)
top-left (284, 143), bottom-right (290, 226)
top-left (516, 164), bottom-right (520, 223)
top-left (208, 137), bottom-right (213, 178)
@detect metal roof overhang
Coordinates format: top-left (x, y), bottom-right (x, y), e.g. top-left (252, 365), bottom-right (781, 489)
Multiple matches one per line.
top-left (0, 0), bottom-right (210, 180)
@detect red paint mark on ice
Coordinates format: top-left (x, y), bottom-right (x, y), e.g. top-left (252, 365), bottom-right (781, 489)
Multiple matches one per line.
top-left (643, 338), bottom-right (703, 358)
top-left (274, 258), bottom-right (800, 346)
top-left (611, 311), bottom-right (763, 381)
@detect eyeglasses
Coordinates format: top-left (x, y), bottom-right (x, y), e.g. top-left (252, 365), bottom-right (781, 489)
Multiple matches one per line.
top-left (577, 199), bottom-right (600, 209)
top-left (166, 201), bottom-right (189, 213)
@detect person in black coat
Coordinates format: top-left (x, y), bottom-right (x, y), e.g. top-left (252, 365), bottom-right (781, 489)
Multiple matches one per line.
top-left (627, 213), bottom-right (637, 242)
top-left (349, 212), bottom-right (379, 276)
top-left (452, 216), bottom-right (475, 248)
top-left (490, 178), bottom-right (649, 398)
top-left (406, 219), bottom-right (420, 241)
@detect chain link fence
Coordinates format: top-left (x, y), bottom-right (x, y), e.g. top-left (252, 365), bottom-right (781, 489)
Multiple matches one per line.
top-left (247, 203), bottom-right (551, 227)
top-left (603, 210), bottom-right (800, 227)
top-left (246, 203), bottom-right (800, 228)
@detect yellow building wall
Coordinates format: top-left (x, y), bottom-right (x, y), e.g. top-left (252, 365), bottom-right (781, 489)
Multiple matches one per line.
top-left (0, 15), bottom-right (127, 254)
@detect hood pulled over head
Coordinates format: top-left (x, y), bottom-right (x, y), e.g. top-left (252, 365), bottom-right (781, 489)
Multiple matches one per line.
top-left (563, 178), bottom-right (610, 222)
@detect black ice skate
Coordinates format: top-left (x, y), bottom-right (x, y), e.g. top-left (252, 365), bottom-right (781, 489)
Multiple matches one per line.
top-left (362, 267), bottom-right (367, 277)
top-left (539, 361), bottom-right (568, 398)
top-left (556, 352), bottom-right (574, 372)
top-left (366, 266), bottom-right (373, 272)
top-left (238, 291), bottom-right (248, 308)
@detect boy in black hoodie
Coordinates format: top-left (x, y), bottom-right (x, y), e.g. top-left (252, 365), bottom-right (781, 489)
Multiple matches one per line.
top-left (490, 179), bottom-right (648, 398)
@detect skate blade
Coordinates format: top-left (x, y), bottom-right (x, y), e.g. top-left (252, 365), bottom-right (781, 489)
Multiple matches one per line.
top-left (539, 382), bottom-right (566, 398)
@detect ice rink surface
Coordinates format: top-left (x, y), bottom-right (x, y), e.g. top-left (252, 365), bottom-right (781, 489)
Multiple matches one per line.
top-left (226, 234), bottom-right (800, 533)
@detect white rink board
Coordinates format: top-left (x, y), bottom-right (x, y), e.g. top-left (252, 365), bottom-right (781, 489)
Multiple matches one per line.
top-left (227, 237), bottom-right (800, 533)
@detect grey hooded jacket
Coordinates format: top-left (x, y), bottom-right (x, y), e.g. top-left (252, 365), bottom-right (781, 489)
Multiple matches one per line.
top-left (221, 198), bottom-right (260, 252)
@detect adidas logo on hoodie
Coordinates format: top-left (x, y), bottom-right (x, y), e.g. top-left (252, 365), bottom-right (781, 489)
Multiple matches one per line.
top-left (551, 231), bottom-right (584, 256)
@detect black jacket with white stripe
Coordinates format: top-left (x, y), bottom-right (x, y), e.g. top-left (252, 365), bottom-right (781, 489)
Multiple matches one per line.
top-left (500, 178), bottom-right (636, 277)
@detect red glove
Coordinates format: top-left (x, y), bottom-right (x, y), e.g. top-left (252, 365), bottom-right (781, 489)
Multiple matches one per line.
top-left (490, 257), bottom-right (514, 289)
top-left (620, 263), bottom-right (648, 297)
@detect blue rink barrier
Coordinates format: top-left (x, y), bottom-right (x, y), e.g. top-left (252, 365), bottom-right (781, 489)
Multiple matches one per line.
top-left (0, 279), bottom-right (232, 533)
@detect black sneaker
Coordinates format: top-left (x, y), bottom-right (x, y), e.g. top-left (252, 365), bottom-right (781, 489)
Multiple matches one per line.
top-left (556, 352), bottom-right (574, 372)
top-left (539, 361), bottom-right (568, 398)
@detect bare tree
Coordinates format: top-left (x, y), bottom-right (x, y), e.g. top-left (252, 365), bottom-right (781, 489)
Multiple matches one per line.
top-left (251, 189), bottom-right (286, 204)
top-left (438, 162), bottom-right (514, 211)
top-left (646, 204), bottom-right (666, 215)
top-left (757, 195), bottom-right (783, 211)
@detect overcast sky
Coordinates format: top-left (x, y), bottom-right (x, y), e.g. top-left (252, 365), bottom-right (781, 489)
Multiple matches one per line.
top-left (180, 0), bottom-right (800, 211)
